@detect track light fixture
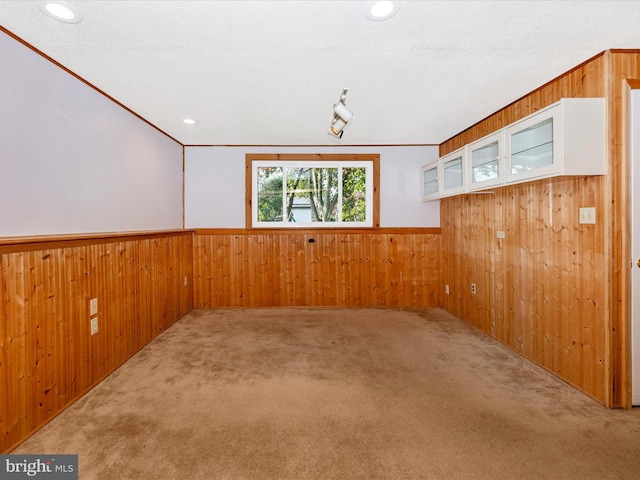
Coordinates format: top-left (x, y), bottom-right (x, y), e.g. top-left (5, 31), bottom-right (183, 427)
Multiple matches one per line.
top-left (329, 88), bottom-right (353, 138)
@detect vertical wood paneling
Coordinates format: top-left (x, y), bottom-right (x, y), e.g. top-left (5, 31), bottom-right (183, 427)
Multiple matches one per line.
top-left (439, 50), bottom-right (613, 404)
top-left (193, 230), bottom-right (441, 308)
top-left (441, 176), bottom-right (607, 402)
top-left (607, 52), bottom-right (640, 407)
top-left (0, 232), bottom-right (192, 453)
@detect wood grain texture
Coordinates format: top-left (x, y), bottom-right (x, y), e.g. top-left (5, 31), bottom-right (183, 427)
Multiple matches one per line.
top-left (0, 233), bottom-right (193, 452)
top-left (442, 177), bottom-right (606, 402)
top-left (440, 51), bottom-right (640, 406)
top-left (193, 230), bottom-right (440, 308)
top-left (607, 53), bottom-right (640, 407)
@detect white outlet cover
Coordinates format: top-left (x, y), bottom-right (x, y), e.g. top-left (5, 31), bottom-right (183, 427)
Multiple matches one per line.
top-left (90, 298), bottom-right (98, 315)
top-left (91, 317), bottom-right (99, 335)
top-left (579, 207), bottom-right (596, 224)
top-left (496, 230), bottom-right (505, 239)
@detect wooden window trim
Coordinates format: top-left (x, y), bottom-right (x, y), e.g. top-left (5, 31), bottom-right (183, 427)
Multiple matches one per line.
top-left (245, 153), bottom-right (380, 229)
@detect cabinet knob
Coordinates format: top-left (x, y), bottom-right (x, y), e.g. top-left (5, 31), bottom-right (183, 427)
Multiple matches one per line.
top-left (637, 258), bottom-right (640, 268)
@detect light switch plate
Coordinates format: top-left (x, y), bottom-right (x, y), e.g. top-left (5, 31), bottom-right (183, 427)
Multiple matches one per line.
top-left (579, 207), bottom-right (596, 224)
top-left (89, 298), bottom-right (98, 316)
top-left (90, 317), bottom-right (99, 335)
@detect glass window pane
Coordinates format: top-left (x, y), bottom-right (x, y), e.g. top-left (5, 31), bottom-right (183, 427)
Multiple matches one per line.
top-left (443, 156), bottom-right (463, 190)
top-left (286, 167), bottom-right (338, 222)
top-left (257, 167), bottom-right (283, 222)
top-left (253, 159), bottom-right (373, 227)
top-left (423, 166), bottom-right (438, 195)
top-left (342, 167), bottom-right (366, 222)
top-left (471, 141), bottom-right (499, 183)
top-left (510, 118), bottom-right (553, 174)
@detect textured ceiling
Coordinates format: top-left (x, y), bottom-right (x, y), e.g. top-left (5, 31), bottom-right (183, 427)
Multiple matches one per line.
top-left (1, 0), bottom-right (640, 146)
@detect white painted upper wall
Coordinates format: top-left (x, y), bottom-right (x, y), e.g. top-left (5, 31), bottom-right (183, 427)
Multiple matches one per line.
top-left (185, 146), bottom-right (440, 228)
top-left (0, 31), bottom-right (183, 237)
top-left (0, 29), bottom-right (439, 236)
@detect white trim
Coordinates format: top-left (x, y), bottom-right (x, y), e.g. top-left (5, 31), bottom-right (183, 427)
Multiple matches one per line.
top-left (631, 89), bottom-right (640, 405)
top-left (252, 160), bottom-right (374, 228)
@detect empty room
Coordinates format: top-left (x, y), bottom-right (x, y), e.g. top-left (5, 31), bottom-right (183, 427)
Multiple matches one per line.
top-left (2, 1), bottom-right (640, 479)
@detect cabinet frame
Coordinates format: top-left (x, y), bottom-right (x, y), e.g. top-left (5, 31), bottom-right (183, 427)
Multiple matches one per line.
top-left (439, 147), bottom-right (467, 197)
top-left (428, 97), bottom-right (605, 200)
top-left (506, 106), bottom-right (560, 182)
top-left (421, 160), bottom-right (440, 201)
top-left (467, 130), bottom-right (506, 191)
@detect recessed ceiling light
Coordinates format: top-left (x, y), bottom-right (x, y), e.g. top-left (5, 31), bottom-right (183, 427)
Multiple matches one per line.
top-left (38, 1), bottom-right (83, 24)
top-left (365, 1), bottom-right (401, 21)
top-left (183, 118), bottom-right (199, 125)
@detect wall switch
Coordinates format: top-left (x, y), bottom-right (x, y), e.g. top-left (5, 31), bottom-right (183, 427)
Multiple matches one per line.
top-left (89, 298), bottom-right (98, 316)
top-left (579, 207), bottom-right (596, 224)
top-left (471, 283), bottom-right (476, 295)
top-left (496, 230), bottom-right (505, 239)
top-left (90, 317), bottom-right (99, 335)
top-left (184, 275), bottom-right (188, 287)
top-left (445, 284), bottom-right (450, 295)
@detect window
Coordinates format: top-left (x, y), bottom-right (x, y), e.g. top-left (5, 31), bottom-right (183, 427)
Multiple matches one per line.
top-left (246, 154), bottom-right (379, 228)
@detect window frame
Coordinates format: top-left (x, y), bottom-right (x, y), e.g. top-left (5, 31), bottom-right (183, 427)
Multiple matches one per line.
top-left (246, 154), bottom-right (380, 229)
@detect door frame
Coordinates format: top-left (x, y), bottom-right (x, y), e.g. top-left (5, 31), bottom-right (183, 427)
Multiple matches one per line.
top-left (629, 83), bottom-right (640, 405)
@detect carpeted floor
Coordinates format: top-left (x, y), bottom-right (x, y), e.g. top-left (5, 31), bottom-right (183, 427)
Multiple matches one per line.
top-left (13, 308), bottom-right (640, 479)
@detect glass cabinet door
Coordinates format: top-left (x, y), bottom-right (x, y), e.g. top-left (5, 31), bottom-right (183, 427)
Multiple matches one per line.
top-left (510, 117), bottom-right (553, 174)
top-left (421, 162), bottom-right (439, 200)
top-left (440, 148), bottom-right (466, 196)
top-left (506, 104), bottom-right (560, 182)
top-left (471, 142), bottom-right (499, 182)
top-left (468, 131), bottom-right (504, 189)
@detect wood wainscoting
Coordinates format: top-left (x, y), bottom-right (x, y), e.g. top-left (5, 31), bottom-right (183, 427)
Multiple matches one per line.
top-left (439, 50), bottom-right (640, 406)
top-left (193, 229), bottom-right (441, 308)
top-left (0, 231), bottom-right (193, 452)
top-left (440, 177), bottom-right (607, 403)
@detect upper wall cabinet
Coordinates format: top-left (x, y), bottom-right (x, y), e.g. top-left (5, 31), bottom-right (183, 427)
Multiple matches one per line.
top-left (468, 131), bottom-right (505, 190)
top-left (422, 97), bottom-right (606, 201)
top-left (440, 147), bottom-right (466, 197)
top-left (421, 148), bottom-right (467, 201)
top-left (505, 98), bottom-right (605, 184)
top-left (421, 161), bottom-right (440, 201)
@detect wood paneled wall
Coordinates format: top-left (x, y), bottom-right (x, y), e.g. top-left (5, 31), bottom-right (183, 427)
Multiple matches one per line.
top-left (439, 51), bottom-right (640, 406)
top-left (0, 231), bottom-right (193, 452)
top-left (193, 229), bottom-right (441, 308)
top-left (441, 177), bottom-right (607, 401)
top-left (606, 51), bottom-right (640, 407)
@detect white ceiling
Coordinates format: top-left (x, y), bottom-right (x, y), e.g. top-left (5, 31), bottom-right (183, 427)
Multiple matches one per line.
top-left (1, 1), bottom-right (640, 146)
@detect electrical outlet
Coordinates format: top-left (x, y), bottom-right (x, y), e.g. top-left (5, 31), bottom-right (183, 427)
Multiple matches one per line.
top-left (89, 298), bottom-right (98, 316)
top-left (496, 230), bottom-right (505, 239)
top-left (471, 283), bottom-right (476, 295)
top-left (445, 284), bottom-right (450, 295)
top-left (184, 275), bottom-right (188, 287)
top-left (579, 207), bottom-right (596, 224)
top-left (90, 317), bottom-right (99, 335)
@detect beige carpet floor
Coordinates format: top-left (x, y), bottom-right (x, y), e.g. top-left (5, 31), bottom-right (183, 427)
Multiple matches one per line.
top-left (13, 308), bottom-right (640, 479)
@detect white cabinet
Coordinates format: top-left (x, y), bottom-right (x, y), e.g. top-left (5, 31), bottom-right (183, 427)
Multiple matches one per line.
top-left (505, 98), bottom-right (605, 184)
top-left (421, 161), bottom-right (440, 201)
top-left (440, 147), bottom-right (466, 197)
top-left (422, 148), bottom-right (467, 201)
top-left (426, 97), bottom-right (605, 199)
top-left (468, 131), bottom-right (505, 190)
